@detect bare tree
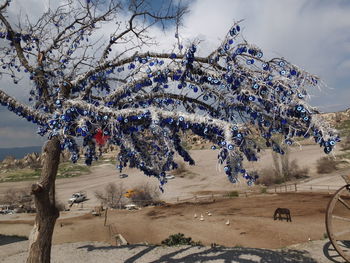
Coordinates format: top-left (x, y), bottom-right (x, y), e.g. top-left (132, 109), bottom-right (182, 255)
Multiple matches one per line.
top-left (0, 0), bottom-right (339, 262)
top-left (95, 182), bottom-right (125, 209)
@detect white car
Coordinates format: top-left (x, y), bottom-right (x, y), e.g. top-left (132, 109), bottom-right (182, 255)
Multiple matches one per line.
top-left (165, 174), bottom-right (175, 180)
top-left (68, 192), bottom-right (87, 204)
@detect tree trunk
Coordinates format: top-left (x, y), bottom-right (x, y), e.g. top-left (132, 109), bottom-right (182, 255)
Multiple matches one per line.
top-left (27, 137), bottom-right (61, 263)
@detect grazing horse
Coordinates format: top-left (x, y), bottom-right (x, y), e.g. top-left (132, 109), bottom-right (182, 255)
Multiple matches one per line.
top-left (273, 208), bottom-right (292, 222)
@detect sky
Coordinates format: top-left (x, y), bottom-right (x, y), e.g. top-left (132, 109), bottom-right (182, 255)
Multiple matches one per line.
top-left (0, 0), bottom-right (349, 148)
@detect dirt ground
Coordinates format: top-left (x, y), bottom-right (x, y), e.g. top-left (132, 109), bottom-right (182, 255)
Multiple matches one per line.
top-left (0, 145), bottom-right (342, 207)
top-left (1, 145), bottom-right (349, 262)
top-left (0, 192), bottom-right (333, 249)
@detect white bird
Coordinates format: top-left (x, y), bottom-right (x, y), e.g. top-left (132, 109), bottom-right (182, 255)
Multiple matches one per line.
top-left (208, 212), bottom-right (212, 216)
top-left (200, 214), bottom-right (204, 221)
top-left (194, 213), bottom-right (197, 218)
top-left (226, 219), bottom-right (230, 225)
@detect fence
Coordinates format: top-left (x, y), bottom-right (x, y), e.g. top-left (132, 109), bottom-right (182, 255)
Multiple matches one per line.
top-left (270, 183), bottom-right (341, 194)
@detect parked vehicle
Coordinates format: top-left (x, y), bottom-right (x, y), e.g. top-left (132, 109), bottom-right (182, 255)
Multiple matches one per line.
top-left (119, 173), bottom-right (128, 178)
top-left (165, 174), bottom-right (175, 180)
top-left (68, 191), bottom-right (87, 204)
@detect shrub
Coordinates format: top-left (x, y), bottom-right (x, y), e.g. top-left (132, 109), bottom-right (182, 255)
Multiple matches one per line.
top-left (161, 233), bottom-right (202, 246)
top-left (55, 200), bottom-right (66, 211)
top-left (316, 157), bottom-right (337, 174)
top-left (225, 191), bottom-right (239, 198)
top-left (260, 187), bottom-right (267, 194)
top-left (130, 183), bottom-right (160, 207)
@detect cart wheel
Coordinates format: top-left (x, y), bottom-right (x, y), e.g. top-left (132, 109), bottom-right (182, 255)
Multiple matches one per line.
top-left (326, 184), bottom-right (350, 262)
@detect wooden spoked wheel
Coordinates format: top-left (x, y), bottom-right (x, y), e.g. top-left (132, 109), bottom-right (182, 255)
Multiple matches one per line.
top-left (326, 184), bottom-right (350, 262)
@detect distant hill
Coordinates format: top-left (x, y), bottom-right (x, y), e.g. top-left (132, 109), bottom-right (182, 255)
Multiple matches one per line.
top-left (0, 146), bottom-right (42, 161)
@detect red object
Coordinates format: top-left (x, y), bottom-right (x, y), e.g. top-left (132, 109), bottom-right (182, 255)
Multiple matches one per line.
top-left (94, 129), bottom-right (109, 146)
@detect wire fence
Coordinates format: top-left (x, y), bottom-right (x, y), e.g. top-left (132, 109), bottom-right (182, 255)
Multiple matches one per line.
top-left (269, 183), bottom-right (341, 194)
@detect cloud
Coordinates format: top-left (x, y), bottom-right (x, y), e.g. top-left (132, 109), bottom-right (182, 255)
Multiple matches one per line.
top-left (1, 0), bottom-right (350, 147)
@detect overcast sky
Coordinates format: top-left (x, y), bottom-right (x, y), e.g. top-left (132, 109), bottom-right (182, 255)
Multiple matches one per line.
top-left (0, 0), bottom-right (349, 148)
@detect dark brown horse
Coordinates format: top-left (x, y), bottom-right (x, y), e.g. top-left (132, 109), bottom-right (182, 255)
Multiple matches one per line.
top-left (273, 208), bottom-right (292, 222)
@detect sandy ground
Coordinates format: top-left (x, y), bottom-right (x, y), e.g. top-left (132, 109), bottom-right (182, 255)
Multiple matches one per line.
top-left (0, 145), bottom-right (342, 207)
top-left (0, 239), bottom-right (343, 263)
top-left (0, 192), bottom-right (346, 263)
top-left (1, 145), bottom-right (349, 262)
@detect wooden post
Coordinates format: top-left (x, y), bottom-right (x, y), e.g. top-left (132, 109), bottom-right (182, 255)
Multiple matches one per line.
top-left (104, 208), bottom-right (108, 226)
top-left (284, 184), bottom-right (287, 192)
top-left (274, 186), bottom-right (276, 193)
top-left (294, 183), bottom-right (297, 192)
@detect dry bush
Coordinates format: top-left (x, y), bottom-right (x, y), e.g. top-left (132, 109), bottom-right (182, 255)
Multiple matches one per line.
top-left (55, 200), bottom-right (66, 211)
top-left (131, 183), bottom-right (160, 207)
top-left (256, 159), bottom-right (309, 186)
top-left (1, 187), bottom-right (34, 212)
top-left (95, 183), bottom-right (126, 209)
top-left (316, 157), bottom-right (338, 174)
top-left (172, 161), bottom-right (196, 179)
top-left (172, 162), bottom-right (187, 176)
top-left (289, 160), bottom-right (309, 179)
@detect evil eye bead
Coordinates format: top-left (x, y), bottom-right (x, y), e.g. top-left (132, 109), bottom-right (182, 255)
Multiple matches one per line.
top-left (228, 144), bottom-right (234, 150)
top-left (296, 106), bottom-right (303, 111)
top-left (246, 59), bottom-right (254, 65)
top-left (221, 141), bottom-right (226, 146)
top-left (253, 83), bottom-right (259, 89)
top-left (329, 140), bottom-right (335, 146)
top-left (279, 61), bottom-right (285, 67)
top-left (230, 28), bottom-right (237, 36)
top-left (290, 69), bottom-right (297, 75)
top-left (256, 52), bottom-right (263, 58)
top-left (179, 116), bottom-right (184, 121)
top-left (298, 93), bottom-right (304, 98)
top-left (248, 96), bottom-right (255, 101)
top-left (224, 166), bottom-right (230, 172)
top-left (211, 145), bottom-right (216, 150)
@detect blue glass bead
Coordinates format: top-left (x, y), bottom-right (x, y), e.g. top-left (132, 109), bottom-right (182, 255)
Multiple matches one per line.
top-left (228, 144), bottom-right (234, 150)
top-left (211, 145), bottom-right (216, 150)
